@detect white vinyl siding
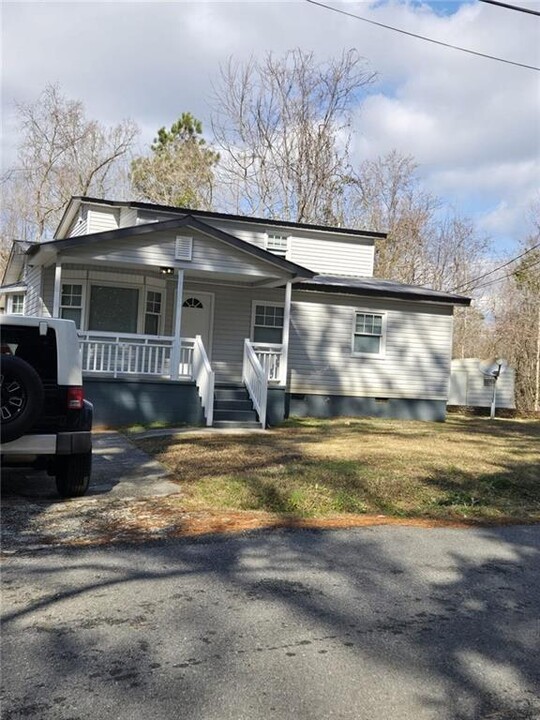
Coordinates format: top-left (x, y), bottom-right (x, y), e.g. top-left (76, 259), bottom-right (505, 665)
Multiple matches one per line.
top-left (67, 207), bottom-right (88, 237)
top-left (24, 266), bottom-right (43, 316)
top-left (87, 207), bottom-right (120, 234)
top-left (119, 206), bottom-right (138, 228)
top-left (287, 292), bottom-right (454, 401)
top-left (289, 236), bottom-right (374, 277)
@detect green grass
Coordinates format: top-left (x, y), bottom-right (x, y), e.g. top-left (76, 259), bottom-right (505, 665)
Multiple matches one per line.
top-left (134, 416), bottom-right (540, 522)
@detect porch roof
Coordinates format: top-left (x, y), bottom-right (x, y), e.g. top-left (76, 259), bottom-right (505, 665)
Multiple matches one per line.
top-left (27, 215), bottom-right (316, 280)
top-left (297, 275), bottom-right (472, 306)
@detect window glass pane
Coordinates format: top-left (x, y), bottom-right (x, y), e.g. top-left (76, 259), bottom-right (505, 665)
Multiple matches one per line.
top-left (146, 291), bottom-right (162, 314)
top-left (145, 313), bottom-right (159, 335)
top-left (61, 307), bottom-right (82, 328)
top-left (89, 286), bottom-right (139, 333)
top-left (254, 326), bottom-right (282, 343)
top-left (353, 334), bottom-right (381, 354)
top-left (11, 295), bottom-right (25, 314)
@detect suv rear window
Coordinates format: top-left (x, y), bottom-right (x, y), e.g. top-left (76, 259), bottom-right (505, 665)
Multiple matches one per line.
top-left (1, 325), bottom-right (58, 383)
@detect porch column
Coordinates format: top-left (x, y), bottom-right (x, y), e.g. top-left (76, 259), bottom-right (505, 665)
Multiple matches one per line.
top-left (280, 281), bottom-right (292, 386)
top-left (170, 269), bottom-right (184, 381)
top-left (52, 263), bottom-right (62, 317)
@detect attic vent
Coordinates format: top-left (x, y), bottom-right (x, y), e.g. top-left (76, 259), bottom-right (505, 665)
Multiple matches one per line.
top-left (175, 236), bottom-right (193, 261)
top-left (266, 234), bottom-right (289, 257)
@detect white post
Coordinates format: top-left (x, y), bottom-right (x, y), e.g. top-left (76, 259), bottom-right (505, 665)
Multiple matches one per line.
top-left (280, 281), bottom-right (292, 386)
top-left (52, 263), bottom-right (62, 317)
top-left (170, 270), bottom-right (184, 381)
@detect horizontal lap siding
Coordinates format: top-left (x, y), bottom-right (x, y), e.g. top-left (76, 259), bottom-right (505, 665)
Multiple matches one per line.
top-left (288, 293), bottom-right (453, 400)
top-left (24, 266), bottom-right (43, 316)
top-left (289, 237), bottom-right (374, 276)
top-left (87, 208), bottom-right (120, 234)
top-left (449, 359), bottom-right (515, 408)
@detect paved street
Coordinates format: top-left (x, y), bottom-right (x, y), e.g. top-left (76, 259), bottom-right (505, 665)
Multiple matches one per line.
top-left (2, 525), bottom-right (539, 720)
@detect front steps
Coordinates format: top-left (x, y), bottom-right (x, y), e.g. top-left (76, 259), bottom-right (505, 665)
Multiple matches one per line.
top-left (212, 385), bottom-right (262, 429)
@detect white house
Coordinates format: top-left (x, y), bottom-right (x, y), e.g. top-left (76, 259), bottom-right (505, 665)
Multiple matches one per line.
top-left (0, 197), bottom-right (470, 427)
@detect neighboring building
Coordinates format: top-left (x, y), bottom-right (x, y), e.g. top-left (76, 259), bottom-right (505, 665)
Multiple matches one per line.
top-left (0, 197), bottom-right (470, 427)
top-left (448, 358), bottom-right (516, 410)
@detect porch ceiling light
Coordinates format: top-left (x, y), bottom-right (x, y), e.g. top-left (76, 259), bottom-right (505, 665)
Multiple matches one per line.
top-left (160, 266), bottom-right (175, 275)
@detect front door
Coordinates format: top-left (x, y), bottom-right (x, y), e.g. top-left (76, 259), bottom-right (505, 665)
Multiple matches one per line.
top-left (181, 292), bottom-right (214, 357)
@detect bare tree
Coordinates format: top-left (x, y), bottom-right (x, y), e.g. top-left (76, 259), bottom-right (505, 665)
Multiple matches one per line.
top-left (1, 84), bottom-right (138, 245)
top-left (211, 49), bottom-right (376, 223)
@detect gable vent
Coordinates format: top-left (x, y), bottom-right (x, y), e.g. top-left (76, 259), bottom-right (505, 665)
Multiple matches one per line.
top-left (175, 236), bottom-right (193, 261)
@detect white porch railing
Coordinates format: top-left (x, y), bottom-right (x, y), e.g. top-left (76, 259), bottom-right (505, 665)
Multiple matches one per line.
top-left (243, 339), bottom-right (268, 428)
top-left (78, 331), bottom-right (195, 379)
top-left (192, 335), bottom-right (215, 427)
top-left (252, 342), bottom-right (284, 384)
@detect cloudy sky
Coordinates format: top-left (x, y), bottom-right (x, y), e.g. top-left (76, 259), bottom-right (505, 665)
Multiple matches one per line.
top-left (2, 0), bottom-right (539, 255)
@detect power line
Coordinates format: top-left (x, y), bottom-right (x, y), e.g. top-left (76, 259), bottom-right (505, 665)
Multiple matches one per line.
top-left (304, 0), bottom-right (540, 72)
top-left (479, 0), bottom-right (540, 17)
top-left (451, 242), bottom-right (540, 292)
top-left (472, 256), bottom-right (540, 291)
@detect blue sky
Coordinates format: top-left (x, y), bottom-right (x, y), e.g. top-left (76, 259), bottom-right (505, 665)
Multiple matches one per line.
top-left (1, 0), bottom-right (539, 256)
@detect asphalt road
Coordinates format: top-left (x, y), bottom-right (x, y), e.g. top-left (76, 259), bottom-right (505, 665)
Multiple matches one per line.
top-left (2, 525), bottom-right (539, 720)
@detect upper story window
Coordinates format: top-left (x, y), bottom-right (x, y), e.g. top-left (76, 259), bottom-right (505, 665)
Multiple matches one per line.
top-left (7, 294), bottom-right (25, 315)
top-left (352, 312), bottom-right (386, 357)
top-left (265, 233), bottom-right (289, 258)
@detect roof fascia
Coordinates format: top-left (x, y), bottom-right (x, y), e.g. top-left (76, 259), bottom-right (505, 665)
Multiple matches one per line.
top-left (297, 283), bottom-right (471, 306)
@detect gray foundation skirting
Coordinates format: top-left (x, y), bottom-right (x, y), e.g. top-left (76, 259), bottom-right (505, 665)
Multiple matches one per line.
top-left (286, 394), bottom-right (447, 422)
top-left (84, 377), bottom-right (204, 428)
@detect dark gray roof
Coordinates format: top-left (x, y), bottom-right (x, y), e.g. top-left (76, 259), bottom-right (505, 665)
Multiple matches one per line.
top-left (62, 196), bottom-right (388, 240)
top-left (298, 275), bottom-right (471, 306)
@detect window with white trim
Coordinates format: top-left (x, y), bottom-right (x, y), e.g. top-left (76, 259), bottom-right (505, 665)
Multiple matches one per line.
top-left (266, 234), bottom-right (289, 258)
top-left (252, 304), bottom-right (284, 343)
top-left (8, 294), bottom-right (25, 314)
top-left (144, 290), bottom-right (163, 335)
top-left (352, 312), bottom-right (385, 356)
top-left (60, 284), bottom-right (83, 328)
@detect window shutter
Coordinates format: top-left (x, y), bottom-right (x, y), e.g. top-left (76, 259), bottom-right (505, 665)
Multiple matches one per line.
top-left (175, 236), bottom-right (193, 261)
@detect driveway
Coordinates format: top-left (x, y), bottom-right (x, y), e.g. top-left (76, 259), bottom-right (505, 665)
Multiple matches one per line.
top-left (2, 525), bottom-right (539, 720)
top-left (1, 431), bottom-right (179, 501)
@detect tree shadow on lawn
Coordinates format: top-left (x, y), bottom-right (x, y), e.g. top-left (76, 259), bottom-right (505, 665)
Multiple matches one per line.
top-left (2, 521), bottom-right (539, 719)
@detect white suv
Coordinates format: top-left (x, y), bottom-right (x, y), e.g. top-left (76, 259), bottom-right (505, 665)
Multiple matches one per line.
top-left (1, 315), bottom-right (93, 497)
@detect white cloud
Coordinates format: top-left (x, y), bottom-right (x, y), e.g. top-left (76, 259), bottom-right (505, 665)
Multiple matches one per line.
top-left (1, 0), bottom-right (539, 252)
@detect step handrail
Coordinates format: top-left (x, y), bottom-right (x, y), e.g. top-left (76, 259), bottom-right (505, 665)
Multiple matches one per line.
top-left (192, 335), bottom-right (215, 427)
top-left (242, 339), bottom-right (267, 428)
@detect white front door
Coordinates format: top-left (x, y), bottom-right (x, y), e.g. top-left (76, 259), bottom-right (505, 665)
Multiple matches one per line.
top-left (181, 292), bottom-right (214, 357)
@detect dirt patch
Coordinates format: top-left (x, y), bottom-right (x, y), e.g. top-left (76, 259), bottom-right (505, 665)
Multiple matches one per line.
top-left (2, 493), bottom-right (536, 553)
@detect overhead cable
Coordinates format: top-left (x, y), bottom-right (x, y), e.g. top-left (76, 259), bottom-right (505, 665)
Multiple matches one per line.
top-left (304, 0), bottom-right (540, 71)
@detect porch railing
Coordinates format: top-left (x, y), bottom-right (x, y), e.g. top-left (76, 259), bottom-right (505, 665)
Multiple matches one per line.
top-left (251, 342), bottom-right (284, 384)
top-left (192, 335), bottom-right (215, 427)
top-left (78, 331), bottom-right (195, 379)
top-left (242, 339), bottom-right (268, 428)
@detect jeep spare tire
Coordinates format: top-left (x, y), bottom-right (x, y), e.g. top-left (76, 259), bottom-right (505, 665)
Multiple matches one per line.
top-left (0, 355), bottom-right (44, 443)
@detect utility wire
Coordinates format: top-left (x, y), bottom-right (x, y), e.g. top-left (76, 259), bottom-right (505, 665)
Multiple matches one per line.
top-left (479, 0), bottom-right (540, 17)
top-left (451, 242), bottom-right (540, 292)
top-left (471, 256), bottom-right (540, 291)
top-left (304, 0), bottom-right (540, 71)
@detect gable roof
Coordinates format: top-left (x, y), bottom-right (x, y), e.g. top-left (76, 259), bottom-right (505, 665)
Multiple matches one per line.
top-left (28, 214), bottom-right (316, 279)
top-left (298, 275), bottom-right (471, 306)
top-left (57, 196), bottom-right (388, 241)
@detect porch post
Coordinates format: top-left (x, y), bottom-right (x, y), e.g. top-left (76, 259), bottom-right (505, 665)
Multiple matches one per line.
top-left (280, 280), bottom-right (292, 386)
top-left (52, 263), bottom-right (62, 317)
top-left (170, 269), bottom-right (184, 380)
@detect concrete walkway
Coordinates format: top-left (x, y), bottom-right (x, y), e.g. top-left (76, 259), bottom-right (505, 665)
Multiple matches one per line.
top-left (1, 431), bottom-right (180, 502)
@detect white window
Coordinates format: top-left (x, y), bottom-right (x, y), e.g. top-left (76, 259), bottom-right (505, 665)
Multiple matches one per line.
top-left (60, 284), bottom-right (83, 328)
top-left (352, 312), bottom-right (386, 357)
top-left (252, 303), bottom-right (284, 344)
top-left (265, 234), bottom-right (289, 258)
top-left (144, 290), bottom-right (163, 335)
top-left (8, 294), bottom-right (25, 314)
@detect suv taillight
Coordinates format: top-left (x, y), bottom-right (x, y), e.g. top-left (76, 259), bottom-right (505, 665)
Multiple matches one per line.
top-left (67, 387), bottom-right (84, 410)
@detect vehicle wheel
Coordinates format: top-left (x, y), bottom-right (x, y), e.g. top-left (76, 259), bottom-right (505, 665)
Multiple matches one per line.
top-left (0, 355), bottom-right (44, 443)
top-left (55, 451), bottom-right (92, 498)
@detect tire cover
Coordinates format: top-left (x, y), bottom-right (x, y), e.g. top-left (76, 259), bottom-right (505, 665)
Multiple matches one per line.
top-left (0, 355), bottom-right (44, 443)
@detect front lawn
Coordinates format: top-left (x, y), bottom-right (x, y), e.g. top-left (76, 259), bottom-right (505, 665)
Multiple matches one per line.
top-left (134, 417), bottom-right (540, 524)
